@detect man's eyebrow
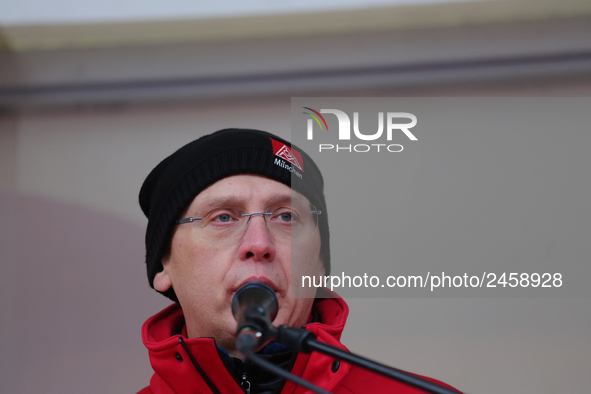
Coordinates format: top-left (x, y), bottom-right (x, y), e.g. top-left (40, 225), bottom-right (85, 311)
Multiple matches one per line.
top-left (202, 193), bottom-right (303, 208)
top-left (265, 193), bottom-right (299, 206)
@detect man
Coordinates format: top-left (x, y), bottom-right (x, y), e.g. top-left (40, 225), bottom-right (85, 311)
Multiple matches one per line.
top-left (137, 128), bottom-right (459, 394)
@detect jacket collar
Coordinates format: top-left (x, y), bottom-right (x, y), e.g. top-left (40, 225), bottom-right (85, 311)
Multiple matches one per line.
top-left (142, 291), bottom-right (351, 393)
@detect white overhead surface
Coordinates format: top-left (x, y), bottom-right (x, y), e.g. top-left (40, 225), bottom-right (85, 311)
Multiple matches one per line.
top-left (2, 0), bottom-right (591, 52)
top-left (1, 0), bottom-right (590, 107)
top-left (1, 0), bottom-right (480, 25)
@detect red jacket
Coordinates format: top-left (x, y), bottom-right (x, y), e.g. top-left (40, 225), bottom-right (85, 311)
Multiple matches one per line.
top-left (138, 296), bottom-right (460, 394)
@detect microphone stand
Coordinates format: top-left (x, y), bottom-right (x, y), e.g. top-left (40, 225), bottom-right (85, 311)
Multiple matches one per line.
top-left (233, 282), bottom-right (333, 394)
top-left (275, 326), bottom-right (460, 394)
top-left (233, 283), bottom-right (459, 394)
top-left (236, 318), bottom-right (333, 394)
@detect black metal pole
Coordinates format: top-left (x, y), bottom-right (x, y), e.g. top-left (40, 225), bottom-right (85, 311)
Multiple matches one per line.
top-left (306, 339), bottom-right (459, 394)
top-left (276, 326), bottom-right (460, 394)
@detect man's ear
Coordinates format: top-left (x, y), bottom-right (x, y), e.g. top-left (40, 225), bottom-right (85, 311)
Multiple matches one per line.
top-left (153, 268), bottom-right (172, 292)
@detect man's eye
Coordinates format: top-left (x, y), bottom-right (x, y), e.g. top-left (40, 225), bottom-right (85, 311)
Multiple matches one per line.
top-left (213, 214), bottom-right (232, 223)
top-left (273, 210), bottom-right (294, 223)
top-left (279, 213), bottom-right (292, 222)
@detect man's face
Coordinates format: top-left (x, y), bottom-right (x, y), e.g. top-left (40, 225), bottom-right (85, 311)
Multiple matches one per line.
top-left (153, 174), bottom-right (324, 354)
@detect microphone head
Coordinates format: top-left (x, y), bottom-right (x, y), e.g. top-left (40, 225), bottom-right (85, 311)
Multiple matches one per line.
top-left (232, 281), bottom-right (278, 325)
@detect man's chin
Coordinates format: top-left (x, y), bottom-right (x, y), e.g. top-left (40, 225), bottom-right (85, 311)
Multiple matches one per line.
top-left (214, 327), bottom-right (239, 352)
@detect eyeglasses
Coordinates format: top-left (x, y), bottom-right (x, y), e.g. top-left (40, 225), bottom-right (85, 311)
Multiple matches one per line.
top-left (175, 205), bottom-right (321, 240)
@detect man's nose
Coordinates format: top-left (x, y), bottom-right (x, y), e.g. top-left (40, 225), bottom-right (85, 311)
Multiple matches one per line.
top-left (238, 214), bottom-right (276, 262)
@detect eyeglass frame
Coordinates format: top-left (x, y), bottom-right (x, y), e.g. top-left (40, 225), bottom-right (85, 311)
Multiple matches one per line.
top-left (174, 207), bottom-right (322, 238)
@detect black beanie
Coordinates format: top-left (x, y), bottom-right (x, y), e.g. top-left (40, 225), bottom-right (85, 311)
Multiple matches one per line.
top-left (139, 128), bottom-right (330, 302)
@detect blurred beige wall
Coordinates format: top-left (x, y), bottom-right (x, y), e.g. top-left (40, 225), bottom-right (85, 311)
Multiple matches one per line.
top-left (2, 4), bottom-right (591, 393)
top-left (2, 76), bottom-right (591, 393)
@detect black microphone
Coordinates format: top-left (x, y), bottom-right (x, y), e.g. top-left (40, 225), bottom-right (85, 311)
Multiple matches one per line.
top-left (232, 281), bottom-right (279, 353)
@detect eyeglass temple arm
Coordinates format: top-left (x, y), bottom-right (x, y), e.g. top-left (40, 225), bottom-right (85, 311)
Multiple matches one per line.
top-left (175, 217), bottom-right (203, 225)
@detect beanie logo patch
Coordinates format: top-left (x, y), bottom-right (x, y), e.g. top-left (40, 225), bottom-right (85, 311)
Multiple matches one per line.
top-left (270, 138), bottom-right (304, 172)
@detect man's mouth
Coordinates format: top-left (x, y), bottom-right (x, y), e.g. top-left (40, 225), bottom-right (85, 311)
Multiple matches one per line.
top-left (235, 276), bottom-right (280, 294)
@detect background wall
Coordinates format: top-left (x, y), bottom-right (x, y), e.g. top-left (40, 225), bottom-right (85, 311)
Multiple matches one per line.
top-left (1, 1), bottom-right (590, 393)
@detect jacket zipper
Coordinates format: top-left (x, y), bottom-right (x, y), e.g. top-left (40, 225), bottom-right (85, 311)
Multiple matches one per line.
top-left (240, 372), bottom-right (251, 394)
